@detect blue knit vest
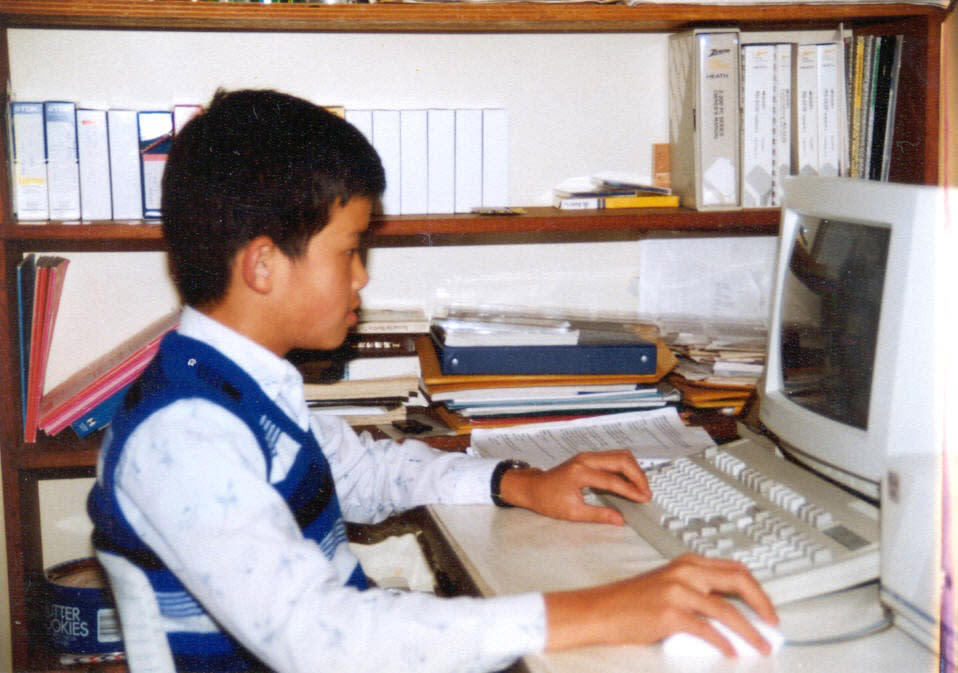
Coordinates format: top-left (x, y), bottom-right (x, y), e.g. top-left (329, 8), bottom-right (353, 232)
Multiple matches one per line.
top-left (88, 332), bottom-right (367, 672)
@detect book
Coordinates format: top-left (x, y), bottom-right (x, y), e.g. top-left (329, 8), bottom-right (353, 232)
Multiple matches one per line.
top-left (869, 35), bottom-right (903, 181)
top-left (16, 255), bottom-right (37, 426)
top-left (427, 109), bottom-right (456, 214)
top-left (372, 109), bottom-right (401, 215)
top-left (861, 35), bottom-right (882, 178)
top-left (107, 109), bottom-right (143, 220)
top-left (9, 102), bottom-right (49, 221)
top-left (816, 42), bottom-right (842, 177)
top-left (772, 43), bottom-right (792, 205)
top-left (552, 193), bottom-right (679, 210)
top-left (444, 384), bottom-right (676, 417)
top-left (355, 308), bottom-right (430, 334)
top-left (400, 109), bottom-right (428, 215)
top-left (740, 44), bottom-right (775, 208)
top-left (43, 102), bottom-right (81, 221)
top-left (878, 36), bottom-right (903, 182)
top-left (173, 104), bottom-right (203, 135)
top-left (669, 28), bottom-right (741, 210)
top-left (481, 108), bottom-right (509, 208)
top-left (137, 111), bottom-right (173, 218)
top-left (432, 329), bottom-right (657, 376)
top-left (859, 36), bottom-right (878, 177)
top-left (76, 108), bottom-right (112, 221)
top-left (418, 335), bottom-right (676, 395)
top-left (69, 385), bottom-right (130, 438)
top-left (793, 42), bottom-right (819, 176)
top-left (345, 108), bottom-right (373, 143)
top-left (38, 310), bottom-right (179, 436)
top-left (303, 374), bottom-right (420, 402)
top-left (454, 108), bottom-right (483, 213)
top-left (23, 256), bottom-right (70, 442)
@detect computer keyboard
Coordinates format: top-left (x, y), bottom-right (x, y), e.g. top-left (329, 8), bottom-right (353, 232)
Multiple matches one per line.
top-left (602, 437), bottom-right (880, 605)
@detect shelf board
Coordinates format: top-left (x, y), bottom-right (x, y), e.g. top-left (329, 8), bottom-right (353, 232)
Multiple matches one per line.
top-left (7, 434), bottom-right (100, 473)
top-left (0, 207), bottom-right (779, 245)
top-left (0, 0), bottom-right (947, 34)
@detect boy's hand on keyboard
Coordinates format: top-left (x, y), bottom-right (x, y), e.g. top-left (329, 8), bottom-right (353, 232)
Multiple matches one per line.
top-left (498, 450), bottom-right (651, 525)
top-left (544, 553), bottom-right (779, 656)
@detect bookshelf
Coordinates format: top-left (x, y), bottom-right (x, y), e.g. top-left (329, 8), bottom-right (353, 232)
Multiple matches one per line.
top-left (0, 1), bottom-right (947, 670)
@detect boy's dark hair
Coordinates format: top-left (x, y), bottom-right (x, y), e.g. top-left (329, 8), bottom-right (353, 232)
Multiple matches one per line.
top-left (162, 89), bottom-right (385, 308)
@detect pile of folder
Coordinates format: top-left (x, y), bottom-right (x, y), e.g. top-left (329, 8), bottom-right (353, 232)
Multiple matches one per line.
top-left (419, 310), bottom-right (679, 434)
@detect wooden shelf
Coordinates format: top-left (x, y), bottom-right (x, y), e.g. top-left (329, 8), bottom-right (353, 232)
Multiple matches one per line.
top-left (0, 0), bottom-right (948, 34)
top-left (7, 435), bottom-right (101, 473)
top-left (0, 206), bottom-right (780, 247)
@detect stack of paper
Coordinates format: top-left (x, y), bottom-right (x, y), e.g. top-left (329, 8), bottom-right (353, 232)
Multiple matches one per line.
top-left (658, 317), bottom-right (767, 415)
top-left (470, 406), bottom-right (716, 468)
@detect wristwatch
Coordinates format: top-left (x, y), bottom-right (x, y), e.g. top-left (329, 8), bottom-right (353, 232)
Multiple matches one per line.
top-left (490, 459), bottom-right (530, 508)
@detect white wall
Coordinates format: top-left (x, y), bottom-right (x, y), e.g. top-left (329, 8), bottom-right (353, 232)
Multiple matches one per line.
top-left (0, 27), bottom-right (776, 670)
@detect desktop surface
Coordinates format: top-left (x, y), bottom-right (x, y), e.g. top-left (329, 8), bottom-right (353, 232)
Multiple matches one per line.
top-left (427, 498), bottom-right (936, 673)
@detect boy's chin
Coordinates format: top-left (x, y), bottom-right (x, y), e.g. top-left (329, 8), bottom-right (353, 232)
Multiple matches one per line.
top-left (307, 332), bottom-right (350, 353)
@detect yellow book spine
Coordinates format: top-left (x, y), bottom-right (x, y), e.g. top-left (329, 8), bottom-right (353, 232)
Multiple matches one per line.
top-left (602, 194), bottom-right (680, 208)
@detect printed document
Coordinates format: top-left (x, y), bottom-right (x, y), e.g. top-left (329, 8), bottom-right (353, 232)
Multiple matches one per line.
top-left (470, 407), bottom-right (715, 467)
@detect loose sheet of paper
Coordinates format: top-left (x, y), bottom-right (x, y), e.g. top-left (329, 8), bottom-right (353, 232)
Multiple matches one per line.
top-left (470, 407), bottom-right (715, 468)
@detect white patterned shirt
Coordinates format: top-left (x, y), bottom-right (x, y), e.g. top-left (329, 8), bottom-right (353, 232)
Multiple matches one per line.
top-left (111, 306), bottom-right (547, 673)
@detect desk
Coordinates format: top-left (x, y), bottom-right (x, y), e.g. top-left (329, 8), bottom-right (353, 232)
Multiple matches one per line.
top-left (427, 502), bottom-right (938, 673)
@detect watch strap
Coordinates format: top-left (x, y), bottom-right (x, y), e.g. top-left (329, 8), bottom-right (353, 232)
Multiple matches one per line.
top-left (490, 459), bottom-right (530, 508)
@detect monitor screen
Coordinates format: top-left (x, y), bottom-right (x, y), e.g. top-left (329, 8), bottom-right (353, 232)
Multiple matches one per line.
top-left (779, 218), bottom-right (890, 431)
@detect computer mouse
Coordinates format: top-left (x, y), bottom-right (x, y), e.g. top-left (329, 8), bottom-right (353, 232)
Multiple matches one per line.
top-left (662, 608), bottom-right (784, 659)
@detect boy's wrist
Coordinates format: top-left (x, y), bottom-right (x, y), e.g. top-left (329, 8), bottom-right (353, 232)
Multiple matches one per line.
top-left (491, 460), bottom-right (529, 507)
top-left (492, 460), bottom-right (544, 509)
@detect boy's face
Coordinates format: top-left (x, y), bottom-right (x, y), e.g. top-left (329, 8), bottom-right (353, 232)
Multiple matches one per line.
top-left (278, 196), bottom-right (372, 352)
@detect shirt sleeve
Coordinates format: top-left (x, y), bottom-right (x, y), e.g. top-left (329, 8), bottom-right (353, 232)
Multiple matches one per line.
top-left (114, 400), bottom-right (546, 673)
top-left (311, 412), bottom-right (502, 524)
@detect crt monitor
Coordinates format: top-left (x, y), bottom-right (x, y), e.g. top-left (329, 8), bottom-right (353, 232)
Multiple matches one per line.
top-left (759, 175), bottom-right (953, 657)
top-left (758, 176), bottom-right (939, 503)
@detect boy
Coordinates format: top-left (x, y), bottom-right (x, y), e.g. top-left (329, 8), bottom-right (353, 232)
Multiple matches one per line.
top-left (88, 89), bottom-right (776, 673)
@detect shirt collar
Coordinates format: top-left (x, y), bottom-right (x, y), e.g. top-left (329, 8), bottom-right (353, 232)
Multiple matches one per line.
top-left (177, 306), bottom-right (310, 428)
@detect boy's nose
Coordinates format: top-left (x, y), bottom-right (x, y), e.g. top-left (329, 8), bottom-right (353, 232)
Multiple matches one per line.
top-left (352, 254), bottom-right (369, 290)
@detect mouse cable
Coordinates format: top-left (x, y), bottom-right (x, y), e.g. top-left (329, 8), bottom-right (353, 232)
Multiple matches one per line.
top-left (784, 606), bottom-right (894, 647)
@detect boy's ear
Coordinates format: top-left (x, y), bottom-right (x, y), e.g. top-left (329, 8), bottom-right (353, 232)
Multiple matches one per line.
top-left (239, 235), bottom-right (279, 294)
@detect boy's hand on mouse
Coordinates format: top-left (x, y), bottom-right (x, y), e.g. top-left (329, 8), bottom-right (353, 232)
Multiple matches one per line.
top-left (498, 450), bottom-right (651, 524)
top-left (544, 553), bottom-right (779, 656)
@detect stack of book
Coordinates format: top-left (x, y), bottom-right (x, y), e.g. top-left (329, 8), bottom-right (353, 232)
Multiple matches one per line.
top-left (294, 308), bottom-right (429, 427)
top-left (305, 375), bottom-right (423, 427)
top-left (846, 34), bottom-right (903, 181)
top-left (16, 254), bottom-right (69, 442)
top-left (10, 102), bottom-right (204, 222)
top-left (551, 173), bottom-right (678, 210)
top-left (420, 310), bottom-right (678, 433)
top-left (670, 27), bottom-right (905, 211)
top-left (38, 311), bottom-right (180, 439)
top-left (659, 318), bottom-right (767, 416)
